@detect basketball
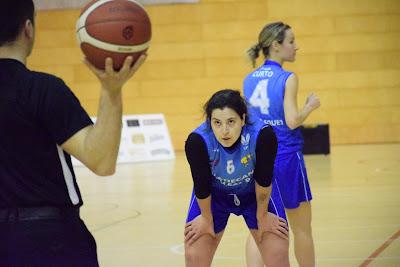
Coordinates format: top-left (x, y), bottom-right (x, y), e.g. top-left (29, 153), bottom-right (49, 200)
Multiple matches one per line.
top-left (76, 0), bottom-right (151, 70)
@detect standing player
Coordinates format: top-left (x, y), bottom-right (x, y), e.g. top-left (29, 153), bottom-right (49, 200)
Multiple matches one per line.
top-left (0, 0), bottom-right (146, 266)
top-left (243, 22), bottom-right (320, 267)
top-left (184, 89), bottom-right (289, 267)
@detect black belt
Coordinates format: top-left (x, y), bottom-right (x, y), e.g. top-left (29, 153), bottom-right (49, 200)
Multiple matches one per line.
top-left (0, 206), bottom-right (80, 222)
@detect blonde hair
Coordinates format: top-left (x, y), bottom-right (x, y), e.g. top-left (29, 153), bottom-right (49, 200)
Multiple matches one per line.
top-left (247, 22), bottom-right (291, 67)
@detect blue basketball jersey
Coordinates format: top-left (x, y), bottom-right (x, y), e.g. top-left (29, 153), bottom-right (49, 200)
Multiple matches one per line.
top-left (193, 120), bottom-right (266, 196)
top-left (243, 60), bottom-right (303, 155)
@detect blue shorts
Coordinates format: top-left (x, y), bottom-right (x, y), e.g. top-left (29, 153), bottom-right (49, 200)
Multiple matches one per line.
top-left (186, 180), bottom-right (286, 234)
top-left (274, 151), bottom-right (312, 209)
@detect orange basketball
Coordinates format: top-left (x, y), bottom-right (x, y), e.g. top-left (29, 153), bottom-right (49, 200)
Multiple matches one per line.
top-left (76, 0), bottom-right (151, 70)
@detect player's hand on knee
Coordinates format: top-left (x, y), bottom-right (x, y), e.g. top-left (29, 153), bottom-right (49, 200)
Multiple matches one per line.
top-left (184, 215), bottom-right (215, 246)
top-left (266, 212), bottom-right (289, 240)
top-left (257, 212), bottom-right (289, 242)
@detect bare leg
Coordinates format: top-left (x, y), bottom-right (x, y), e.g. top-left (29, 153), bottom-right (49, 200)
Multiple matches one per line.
top-left (286, 202), bottom-right (315, 267)
top-left (249, 229), bottom-right (289, 267)
top-left (246, 234), bottom-right (265, 267)
top-left (185, 230), bottom-right (224, 267)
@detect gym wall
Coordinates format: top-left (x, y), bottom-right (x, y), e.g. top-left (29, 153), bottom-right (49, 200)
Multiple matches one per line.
top-left (29, 0), bottom-right (400, 150)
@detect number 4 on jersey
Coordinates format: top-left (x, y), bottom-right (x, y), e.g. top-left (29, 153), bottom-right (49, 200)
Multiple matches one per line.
top-left (249, 79), bottom-right (270, 115)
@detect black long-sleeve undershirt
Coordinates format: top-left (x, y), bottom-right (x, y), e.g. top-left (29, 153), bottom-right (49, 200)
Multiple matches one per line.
top-left (185, 126), bottom-right (278, 199)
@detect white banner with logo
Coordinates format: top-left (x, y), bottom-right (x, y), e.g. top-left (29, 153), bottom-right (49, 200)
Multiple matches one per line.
top-left (72, 113), bottom-right (175, 166)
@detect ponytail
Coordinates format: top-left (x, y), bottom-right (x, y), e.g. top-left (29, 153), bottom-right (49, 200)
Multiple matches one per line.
top-left (247, 43), bottom-right (261, 68)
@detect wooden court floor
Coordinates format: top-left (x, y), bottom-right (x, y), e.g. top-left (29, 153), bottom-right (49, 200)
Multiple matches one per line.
top-left (74, 143), bottom-right (400, 267)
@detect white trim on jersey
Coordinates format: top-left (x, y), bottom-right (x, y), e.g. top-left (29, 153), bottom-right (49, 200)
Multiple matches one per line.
top-left (57, 145), bottom-right (79, 205)
top-left (187, 193), bottom-right (197, 214)
top-left (273, 179), bottom-right (286, 214)
top-left (297, 152), bottom-right (310, 202)
top-left (76, 0), bottom-right (150, 53)
top-left (269, 197), bottom-right (280, 218)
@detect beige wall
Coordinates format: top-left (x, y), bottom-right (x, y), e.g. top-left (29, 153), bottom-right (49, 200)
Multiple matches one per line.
top-left (29, 0), bottom-right (400, 150)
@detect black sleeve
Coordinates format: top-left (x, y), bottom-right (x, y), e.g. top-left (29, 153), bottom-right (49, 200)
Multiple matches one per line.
top-left (253, 126), bottom-right (278, 187)
top-left (36, 74), bottom-right (93, 145)
top-left (184, 133), bottom-right (212, 199)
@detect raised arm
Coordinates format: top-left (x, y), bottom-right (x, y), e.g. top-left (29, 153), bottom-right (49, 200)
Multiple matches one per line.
top-left (283, 73), bottom-right (320, 130)
top-left (61, 55), bottom-right (146, 176)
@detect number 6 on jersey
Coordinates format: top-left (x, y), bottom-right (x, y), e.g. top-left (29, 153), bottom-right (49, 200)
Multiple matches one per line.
top-left (226, 160), bottom-right (235, 174)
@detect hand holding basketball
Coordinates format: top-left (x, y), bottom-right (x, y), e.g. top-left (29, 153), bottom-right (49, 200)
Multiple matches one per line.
top-left (84, 53), bottom-right (147, 93)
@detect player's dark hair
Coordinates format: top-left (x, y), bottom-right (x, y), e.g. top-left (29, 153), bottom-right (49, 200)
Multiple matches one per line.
top-left (0, 0), bottom-right (35, 46)
top-left (204, 89), bottom-right (250, 124)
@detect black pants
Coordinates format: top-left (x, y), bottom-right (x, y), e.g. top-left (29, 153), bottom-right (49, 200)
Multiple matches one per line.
top-left (0, 207), bottom-right (99, 267)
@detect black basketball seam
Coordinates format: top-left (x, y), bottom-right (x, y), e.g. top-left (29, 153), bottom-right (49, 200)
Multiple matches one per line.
top-left (78, 19), bottom-right (149, 30)
top-left (76, 20), bottom-right (150, 35)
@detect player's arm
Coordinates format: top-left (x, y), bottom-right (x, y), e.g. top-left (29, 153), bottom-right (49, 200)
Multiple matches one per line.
top-left (253, 126), bottom-right (277, 218)
top-left (184, 133), bottom-right (215, 244)
top-left (61, 55), bottom-right (146, 176)
top-left (283, 73), bottom-right (320, 130)
top-left (254, 127), bottom-right (288, 240)
top-left (184, 133), bottom-right (213, 221)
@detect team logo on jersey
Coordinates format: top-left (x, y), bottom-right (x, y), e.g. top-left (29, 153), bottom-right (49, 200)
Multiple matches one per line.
top-left (209, 151), bottom-right (220, 166)
top-left (210, 159), bottom-right (220, 166)
top-left (241, 133), bottom-right (250, 147)
top-left (214, 170), bottom-right (253, 187)
top-left (241, 154), bottom-right (251, 166)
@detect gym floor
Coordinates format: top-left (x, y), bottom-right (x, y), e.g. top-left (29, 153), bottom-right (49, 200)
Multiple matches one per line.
top-left (74, 143), bottom-right (400, 267)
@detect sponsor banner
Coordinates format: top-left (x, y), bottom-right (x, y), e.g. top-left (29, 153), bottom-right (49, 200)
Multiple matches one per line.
top-left (72, 113), bottom-right (175, 166)
top-left (34, 0), bottom-right (199, 10)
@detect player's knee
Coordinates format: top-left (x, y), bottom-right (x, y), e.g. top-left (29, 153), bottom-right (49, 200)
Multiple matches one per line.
top-left (264, 247), bottom-right (289, 267)
top-left (291, 223), bottom-right (313, 237)
top-left (261, 234), bottom-right (289, 266)
top-left (184, 245), bottom-right (200, 264)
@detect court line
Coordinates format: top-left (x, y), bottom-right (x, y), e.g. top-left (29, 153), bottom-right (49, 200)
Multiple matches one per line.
top-left (170, 242), bottom-right (399, 262)
top-left (91, 210), bottom-right (142, 232)
top-left (358, 229), bottom-right (400, 267)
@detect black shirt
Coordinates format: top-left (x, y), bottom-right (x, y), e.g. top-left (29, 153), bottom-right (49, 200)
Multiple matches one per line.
top-left (185, 126), bottom-right (278, 199)
top-left (0, 59), bottom-right (93, 208)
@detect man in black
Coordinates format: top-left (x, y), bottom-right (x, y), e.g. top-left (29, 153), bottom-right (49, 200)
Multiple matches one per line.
top-left (0, 0), bottom-right (146, 266)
